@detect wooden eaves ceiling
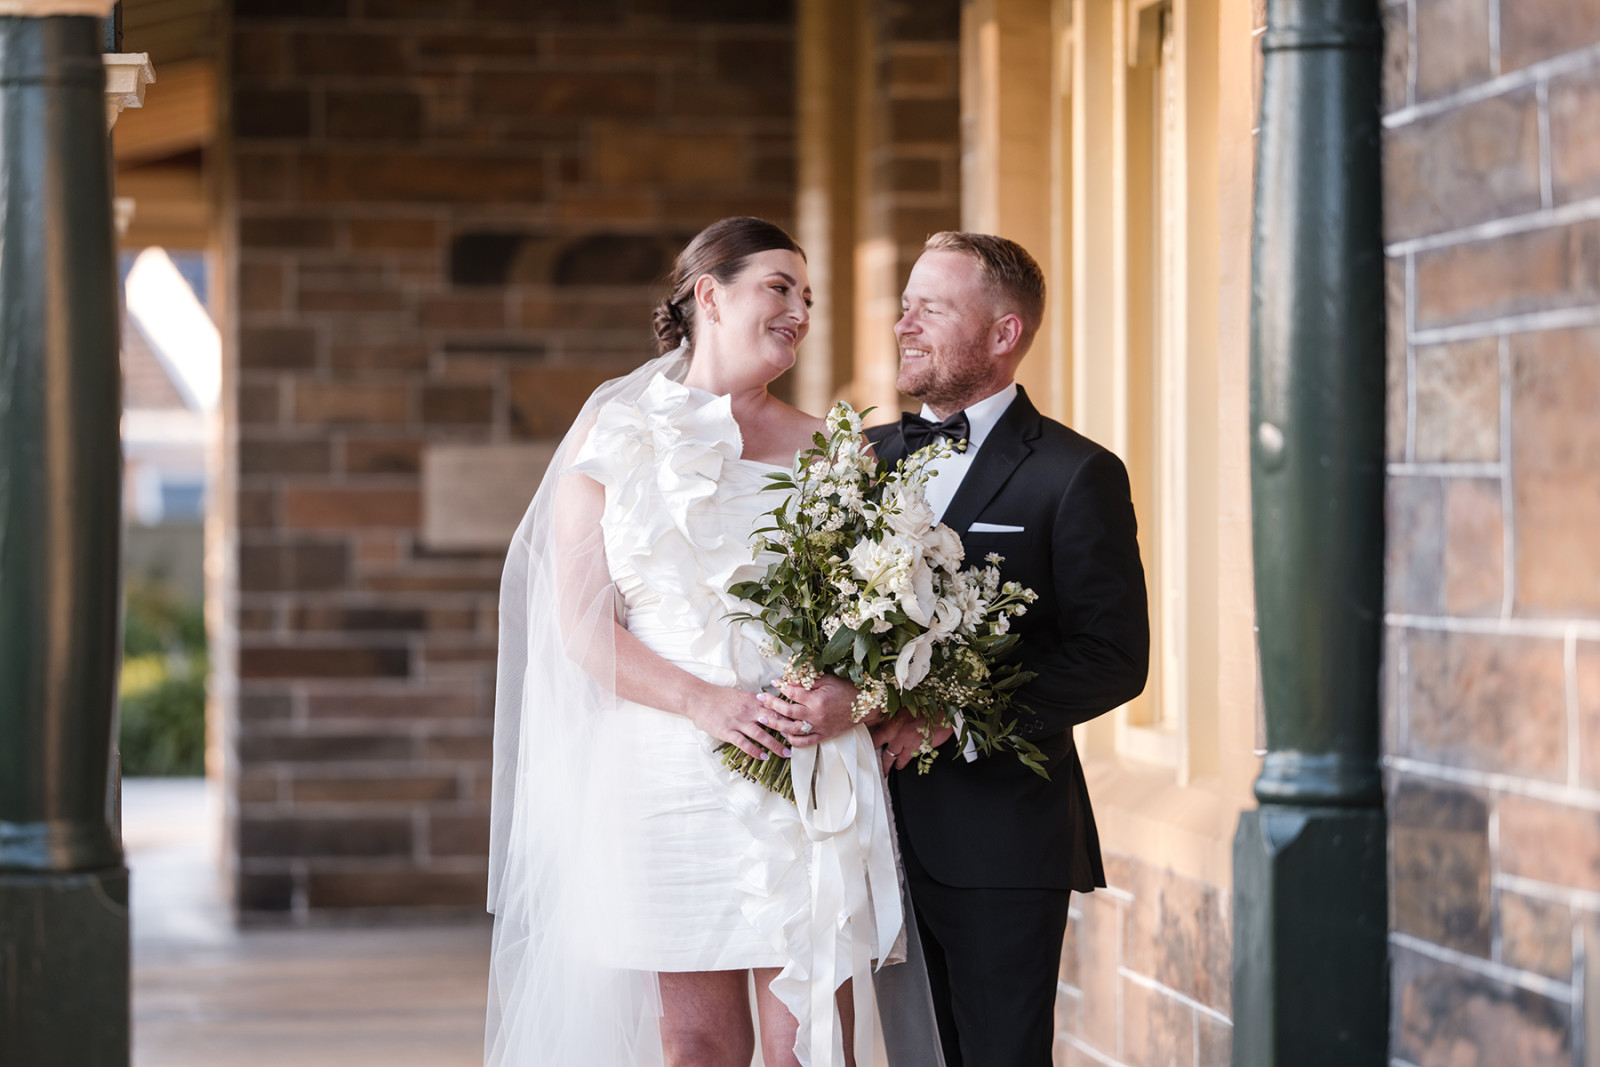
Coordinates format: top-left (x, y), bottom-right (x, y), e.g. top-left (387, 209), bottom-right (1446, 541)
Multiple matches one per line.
top-left (115, 0), bottom-right (219, 250)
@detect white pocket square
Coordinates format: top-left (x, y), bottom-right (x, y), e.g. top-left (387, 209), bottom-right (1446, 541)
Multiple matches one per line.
top-left (968, 522), bottom-right (1025, 533)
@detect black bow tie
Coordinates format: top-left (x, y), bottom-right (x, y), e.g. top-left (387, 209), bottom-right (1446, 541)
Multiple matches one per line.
top-left (900, 410), bottom-right (971, 452)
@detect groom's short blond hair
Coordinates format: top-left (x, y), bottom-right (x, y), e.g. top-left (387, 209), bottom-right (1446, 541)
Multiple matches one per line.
top-left (924, 231), bottom-right (1046, 354)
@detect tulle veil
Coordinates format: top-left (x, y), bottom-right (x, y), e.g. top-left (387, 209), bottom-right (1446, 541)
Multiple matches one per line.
top-left (484, 346), bottom-right (691, 1066)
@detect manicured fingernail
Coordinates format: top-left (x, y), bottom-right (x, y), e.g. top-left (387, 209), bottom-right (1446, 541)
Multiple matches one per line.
top-left (783, 747), bottom-right (793, 757)
top-left (757, 693), bottom-right (769, 703)
top-left (757, 714), bottom-right (770, 725)
top-left (760, 752), bottom-right (770, 760)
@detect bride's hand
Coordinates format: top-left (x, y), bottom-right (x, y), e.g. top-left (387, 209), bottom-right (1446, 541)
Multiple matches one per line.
top-left (761, 674), bottom-right (860, 747)
top-left (689, 685), bottom-right (793, 761)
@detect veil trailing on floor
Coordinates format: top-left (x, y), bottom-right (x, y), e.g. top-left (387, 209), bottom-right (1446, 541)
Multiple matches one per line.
top-left (484, 348), bottom-right (690, 1066)
top-left (484, 341), bottom-right (948, 1067)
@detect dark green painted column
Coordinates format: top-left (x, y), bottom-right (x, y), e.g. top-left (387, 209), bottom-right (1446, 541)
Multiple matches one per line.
top-left (0, 13), bottom-right (129, 1066)
top-left (1231, 0), bottom-right (1389, 1063)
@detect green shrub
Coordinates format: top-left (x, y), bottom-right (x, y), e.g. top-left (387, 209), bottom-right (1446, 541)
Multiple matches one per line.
top-left (118, 578), bottom-right (207, 777)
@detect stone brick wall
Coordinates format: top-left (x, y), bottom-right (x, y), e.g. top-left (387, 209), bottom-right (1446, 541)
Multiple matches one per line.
top-left (1056, 853), bottom-right (1232, 1067)
top-left (851, 0), bottom-right (963, 415)
top-left (224, 0), bottom-right (795, 919)
top-left (1382, 2), bottom-right (1600, 1061)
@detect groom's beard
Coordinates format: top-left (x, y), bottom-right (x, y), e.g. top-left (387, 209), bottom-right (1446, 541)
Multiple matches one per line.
top-left (897, 333), bottom-right (993, 414)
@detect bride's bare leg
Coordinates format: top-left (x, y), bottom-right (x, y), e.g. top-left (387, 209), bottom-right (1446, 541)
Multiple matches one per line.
top-left (658, 971), bottom-right (755, 1067)
top-left (752, 969), bottom-right (857, 1067)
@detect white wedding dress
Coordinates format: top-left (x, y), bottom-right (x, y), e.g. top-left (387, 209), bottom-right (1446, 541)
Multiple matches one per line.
top-left (486, 363), bottom-right (906, 1067)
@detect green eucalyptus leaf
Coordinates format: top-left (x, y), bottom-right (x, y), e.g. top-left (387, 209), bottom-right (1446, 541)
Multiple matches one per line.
top-left (818, 624), bottom-right (856, 666)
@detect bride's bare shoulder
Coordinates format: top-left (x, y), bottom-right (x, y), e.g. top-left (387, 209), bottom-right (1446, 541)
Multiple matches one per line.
top-left (773, 401), bottom-right (827, 452)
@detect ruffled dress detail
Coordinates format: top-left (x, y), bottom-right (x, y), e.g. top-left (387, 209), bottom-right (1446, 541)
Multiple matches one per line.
top-left (569, 373), bottom-right (904, 1067)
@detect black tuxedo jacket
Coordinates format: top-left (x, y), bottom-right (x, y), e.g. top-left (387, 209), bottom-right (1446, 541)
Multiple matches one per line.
top-left (868, 387), bottom-right (1149, 891)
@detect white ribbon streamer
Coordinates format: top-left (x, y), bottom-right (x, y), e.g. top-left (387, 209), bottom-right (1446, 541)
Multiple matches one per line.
top-left (780, 724), bottom-right (904, 1067)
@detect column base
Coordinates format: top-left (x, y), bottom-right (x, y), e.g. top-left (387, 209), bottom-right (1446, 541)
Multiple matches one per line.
top-left (1231, 805), bottom-right (1387, 1067)
top-left (0, 866), bottom-right (129, 1066)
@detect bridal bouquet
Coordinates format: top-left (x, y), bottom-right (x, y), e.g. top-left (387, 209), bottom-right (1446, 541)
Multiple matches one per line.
top-left (720, 402), bottom-right (1048, 801)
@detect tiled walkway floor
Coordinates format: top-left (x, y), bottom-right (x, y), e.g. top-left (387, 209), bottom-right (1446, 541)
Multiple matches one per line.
top-left (126, 779), bottom-right (889, 1067)
top-left (126, 779), bottom-right (491, 1066)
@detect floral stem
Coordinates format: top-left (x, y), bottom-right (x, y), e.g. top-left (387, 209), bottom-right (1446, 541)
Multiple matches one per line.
top-left (716, 727), bottom-right (795, 803)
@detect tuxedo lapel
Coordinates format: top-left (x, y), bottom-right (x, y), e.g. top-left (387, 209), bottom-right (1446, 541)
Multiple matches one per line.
top-left (940, 388), bottom-right (1041, 534)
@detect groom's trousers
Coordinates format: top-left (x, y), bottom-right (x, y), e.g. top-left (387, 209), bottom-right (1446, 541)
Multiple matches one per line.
top-left (902, 838), bottom-right (1073, 1067)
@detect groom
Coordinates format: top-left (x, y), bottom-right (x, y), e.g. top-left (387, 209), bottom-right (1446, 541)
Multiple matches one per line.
top-left (868, 232), bottom-right (1150, 1066)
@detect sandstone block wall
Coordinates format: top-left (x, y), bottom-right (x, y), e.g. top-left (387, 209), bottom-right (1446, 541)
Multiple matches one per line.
top-left (1056, 857), bottom-right (1232, 1067)
top-left (1382, 1), bottom-right (1600, 1061)
top-left (224, 0), bottom-right (795, 919)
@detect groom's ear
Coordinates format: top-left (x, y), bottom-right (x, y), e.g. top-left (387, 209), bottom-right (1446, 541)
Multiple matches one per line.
top-left (991, 312), bottom-right (1025, 358)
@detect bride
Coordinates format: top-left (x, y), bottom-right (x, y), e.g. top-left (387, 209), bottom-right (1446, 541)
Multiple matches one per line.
top-left (486, 218), bottom-right (927, 1066)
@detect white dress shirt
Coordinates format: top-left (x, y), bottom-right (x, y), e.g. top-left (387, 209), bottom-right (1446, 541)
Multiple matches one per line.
top-left (919, 382), bottom-right (1019, 522)
top-left (913, 381), bottom-right (1019, 761)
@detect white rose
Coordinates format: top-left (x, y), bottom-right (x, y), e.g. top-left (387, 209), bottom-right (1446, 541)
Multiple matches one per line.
top-left (884, 486), bottom-right (936, 539)
top-left (923, 523), bottom-right (965, 573)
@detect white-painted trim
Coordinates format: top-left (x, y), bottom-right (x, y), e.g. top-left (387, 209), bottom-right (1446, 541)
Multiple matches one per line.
top-left (1386, 191), bottom-right (1600, 258)
top-left (1117, 966), bottom-right (1233, 1025)
top-left (1495, 871), bottom-right (1600, 915)
top-left (1387, 462), bottom-right (1504, 478)
top-left (1411, 304), bottom-right (1600, 347)
top-left (1387, 753), bottom-right (1600, 813)
top-left (1383, 40), bottom-right (1600, 129)
top-left (1390, 930), bottom-right (1575, 1002)
top-left (103, 52), bottom-right (154, 131)
top-left (1387, 612), bottom-right (1600, 640)
top-left (0, 0), bottom-right (114, 13)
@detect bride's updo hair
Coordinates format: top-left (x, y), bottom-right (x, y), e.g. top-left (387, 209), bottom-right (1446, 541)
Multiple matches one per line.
top-left (653, 216), bottom-right (805, 354)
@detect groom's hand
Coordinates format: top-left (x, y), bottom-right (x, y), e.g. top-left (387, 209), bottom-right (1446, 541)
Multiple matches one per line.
top-left (759, 674), bottom-right (858, 746)
top-left (870, 715), bottom-right (955, 774)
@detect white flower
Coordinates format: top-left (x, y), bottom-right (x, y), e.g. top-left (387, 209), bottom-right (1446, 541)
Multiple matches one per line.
top-left (985, 552), bottom-right (1004, 566)
top-left (894, 630), bottom-right (938, 689)
top-left (825, 401), bottom-right (864, 438)
top-left (884, 485), bottom-right (936, 540)
top-left (859, 595), bottom-right (899, 634)
top-left (924, 524), bottom-right (965, 573)
top-left (947, 580), bottom-right (987, 631)
top-left (927, 596), bottom-right (964, 641)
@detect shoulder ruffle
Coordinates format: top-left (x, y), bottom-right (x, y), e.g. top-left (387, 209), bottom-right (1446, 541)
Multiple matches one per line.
top-left (569, 372), bottom-right (742, 544)
top-left (570, 373), bottom-right (772, 687)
